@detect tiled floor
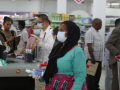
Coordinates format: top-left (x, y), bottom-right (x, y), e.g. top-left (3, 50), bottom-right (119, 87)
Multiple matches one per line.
top-left (100, 69), bottom-right (105, 90)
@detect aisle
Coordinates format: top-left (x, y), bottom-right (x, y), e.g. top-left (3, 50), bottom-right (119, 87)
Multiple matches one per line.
top-left (100, 69), bottom-right (105, 90)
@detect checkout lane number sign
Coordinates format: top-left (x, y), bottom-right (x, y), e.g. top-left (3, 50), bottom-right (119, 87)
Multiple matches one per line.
top-left (74, 0), bottom-right (84, 4)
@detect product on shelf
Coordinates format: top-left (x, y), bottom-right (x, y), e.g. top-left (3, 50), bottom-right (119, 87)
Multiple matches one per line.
top-left (50, 23), bottom-right (60, 29)
top-left (50, 13), bottom-right (81, 22)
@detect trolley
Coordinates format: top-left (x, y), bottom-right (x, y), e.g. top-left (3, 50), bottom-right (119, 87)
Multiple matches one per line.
top-left (115, 56), bottom-right (120, 89)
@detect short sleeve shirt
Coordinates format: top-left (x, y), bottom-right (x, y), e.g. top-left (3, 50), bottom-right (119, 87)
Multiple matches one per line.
top-left (0, 31), bottom-right (17, 50)
top-left (17, 29), bottom-right (28, 50)
top-left (84, 27), bottom-right (104, 61)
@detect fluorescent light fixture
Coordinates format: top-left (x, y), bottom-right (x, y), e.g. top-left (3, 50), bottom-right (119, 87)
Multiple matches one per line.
top-left (12, 0), bottom-right (16, 1)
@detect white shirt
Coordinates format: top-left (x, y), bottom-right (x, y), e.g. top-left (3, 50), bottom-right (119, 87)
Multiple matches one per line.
top-left (17, 28), bottom-right (28, 50)
top-left (84, 27), bottom-right (104, 61)
top-left (10, 25), bottom-right (17, 35)
top-left (39, 25), bottom-right (54, 62)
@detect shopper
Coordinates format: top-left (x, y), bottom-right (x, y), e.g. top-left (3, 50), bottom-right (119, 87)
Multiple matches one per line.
top-left (0, 24), bottom-right (3, 31)
top-left (104, 31), bottom-right (112, 90)
top-left (0, 17), bottom-right (17, 53)
top-left (17, 21), bottom-right (28, 50)
top-left (10, 19), bottom-right (17, 35)
top-left (37, 14), bottom-right (54, 62)
top-left (84, 18), bottom-right (103, 90)
top-left (26, 24), bottom-right (40, 50)
top-left (42, 21), bottom-right (86, 90)
top-left (105, 18), bottom-right (120, 90)
top-left (104, 19), bottom-right (120, 90)
top-left (53, 27), bottom-right (59, 47)
top-left (27, 21), bottom-right (36, 38)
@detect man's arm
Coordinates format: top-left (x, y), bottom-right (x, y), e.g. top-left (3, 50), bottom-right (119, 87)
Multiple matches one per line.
top-left (87, 43), bottom-right (95, 64)
top-left (23, 32), bottom-right (28, 48)
top-left (85, 31), bottom-right (95, 64)
top-left (105, 29), bottom-right (120, 56)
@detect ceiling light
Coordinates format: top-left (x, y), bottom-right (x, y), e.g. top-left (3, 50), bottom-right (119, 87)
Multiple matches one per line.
top-left (12, 0), bottom-right (16, 1)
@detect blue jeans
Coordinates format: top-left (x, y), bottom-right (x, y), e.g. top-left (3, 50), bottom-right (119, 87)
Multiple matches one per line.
top-left (105, 66), bottom-right (112, 90)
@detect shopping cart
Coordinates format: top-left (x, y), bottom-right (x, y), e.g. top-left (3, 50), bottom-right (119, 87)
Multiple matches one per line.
top-left (115, 56), bottom-right (120, 89)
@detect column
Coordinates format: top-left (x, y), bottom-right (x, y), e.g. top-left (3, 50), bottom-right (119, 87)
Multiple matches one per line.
top-left (57, 0), bottom-right (67, 14)
top-left (93, 0), bottom-right (107, 67)
top-left (93, 0), bottom-right (107, 39)
top-left (39, 0), bottom-right (45, 12)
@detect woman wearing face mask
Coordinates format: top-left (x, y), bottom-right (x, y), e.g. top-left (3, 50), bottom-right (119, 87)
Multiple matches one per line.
top-left (40, 21), bottom-right (86, 90)
top-left (26, 24), bottom-right (40, 50)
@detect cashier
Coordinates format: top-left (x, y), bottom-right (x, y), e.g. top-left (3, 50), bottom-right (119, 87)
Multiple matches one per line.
top-left (37, 14), bottom-right (54, 62)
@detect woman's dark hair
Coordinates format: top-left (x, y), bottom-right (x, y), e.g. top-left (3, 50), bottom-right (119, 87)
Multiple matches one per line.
top-left (18, 20), bottom-right (25, 28)
top-left (43, 21), bottom-right (80, 84)
top-left (3, 16), bottom-right (11, 24)
top-left (53, 27), bottom-right (58, 36)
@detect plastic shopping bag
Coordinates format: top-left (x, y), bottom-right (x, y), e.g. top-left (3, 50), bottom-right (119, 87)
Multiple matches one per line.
top-left (25, 69), bottom-right (44, 79)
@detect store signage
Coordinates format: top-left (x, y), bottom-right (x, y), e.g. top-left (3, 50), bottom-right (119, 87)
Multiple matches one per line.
top-left (74, 0), bottom-right (84, 4)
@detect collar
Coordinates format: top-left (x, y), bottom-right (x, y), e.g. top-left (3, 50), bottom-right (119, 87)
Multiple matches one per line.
top-left (20, 28), bottom-right (26, 34)
top-left (91, 27), bottom-right (99, 32)
top-left (42, 25), bottom-right (51, 33)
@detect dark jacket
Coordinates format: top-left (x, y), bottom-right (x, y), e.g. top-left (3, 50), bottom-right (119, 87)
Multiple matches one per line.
top-left (105, 26), bottom-right (120, 65)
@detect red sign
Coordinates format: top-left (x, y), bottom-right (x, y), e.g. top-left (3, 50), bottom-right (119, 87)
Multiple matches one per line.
top-left (74, 0), bottom-right (84, 4)
top-left (16, 69), bottom-right (21, 74)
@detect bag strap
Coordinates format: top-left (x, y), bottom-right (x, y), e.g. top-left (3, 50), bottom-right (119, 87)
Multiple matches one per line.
top-left (0, 31), bottom-right (7, 42)
top-left (11, 31), bottom-right (16, 50)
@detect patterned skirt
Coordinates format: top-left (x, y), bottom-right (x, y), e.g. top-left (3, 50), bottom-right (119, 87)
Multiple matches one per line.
top-left (45, 74), bottom-right (87, 90)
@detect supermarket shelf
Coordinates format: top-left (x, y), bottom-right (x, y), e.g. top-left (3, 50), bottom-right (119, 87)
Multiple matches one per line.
top-left (81, 36), bottom-right (85, 38)
top-left (105, 33), bottom-right (108, 34)
top-left (51, 21), bottom-right (115, 27)
top-left (78, 40), bottom-right (84, 43)
top-left (106, 24), bottom-right (115, 27)
top-left (52, 21), bottom-right (81, 23)
top-left (13, 18), bottom-right (35, 21)
top-left (81, 24), bottom-right (92, 26)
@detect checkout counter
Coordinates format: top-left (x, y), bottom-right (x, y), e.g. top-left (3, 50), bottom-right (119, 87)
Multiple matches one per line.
top-left (0, 57), bottom-right (41, 90)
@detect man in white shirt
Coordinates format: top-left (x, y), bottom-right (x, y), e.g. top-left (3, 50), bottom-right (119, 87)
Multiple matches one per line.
top-left (37, 14), bottom-right (54, 62)
top-left (10, 19), bottom-right (17, 35)
top-left (17, 21), bottom-right (28, 50)
top-left (84, 18), bottom-right (103, 90)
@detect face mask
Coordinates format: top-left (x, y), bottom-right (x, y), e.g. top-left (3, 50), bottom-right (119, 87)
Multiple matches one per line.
top-left (33, 29), bottom-right (40, 35)
top-left (37, 23), bottom-right (43, 29)
top-left (57, 31), bottom-right (67, 43)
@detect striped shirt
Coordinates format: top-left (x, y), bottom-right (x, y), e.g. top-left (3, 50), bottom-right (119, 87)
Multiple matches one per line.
top-left (84, 27), bottom-right (104, 61)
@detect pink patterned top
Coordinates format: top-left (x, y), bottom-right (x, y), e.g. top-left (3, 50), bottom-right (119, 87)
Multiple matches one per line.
top-left (27, 28), bottom-right (34, 38)
top-left (26, 37), bottom-right (36, 49)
